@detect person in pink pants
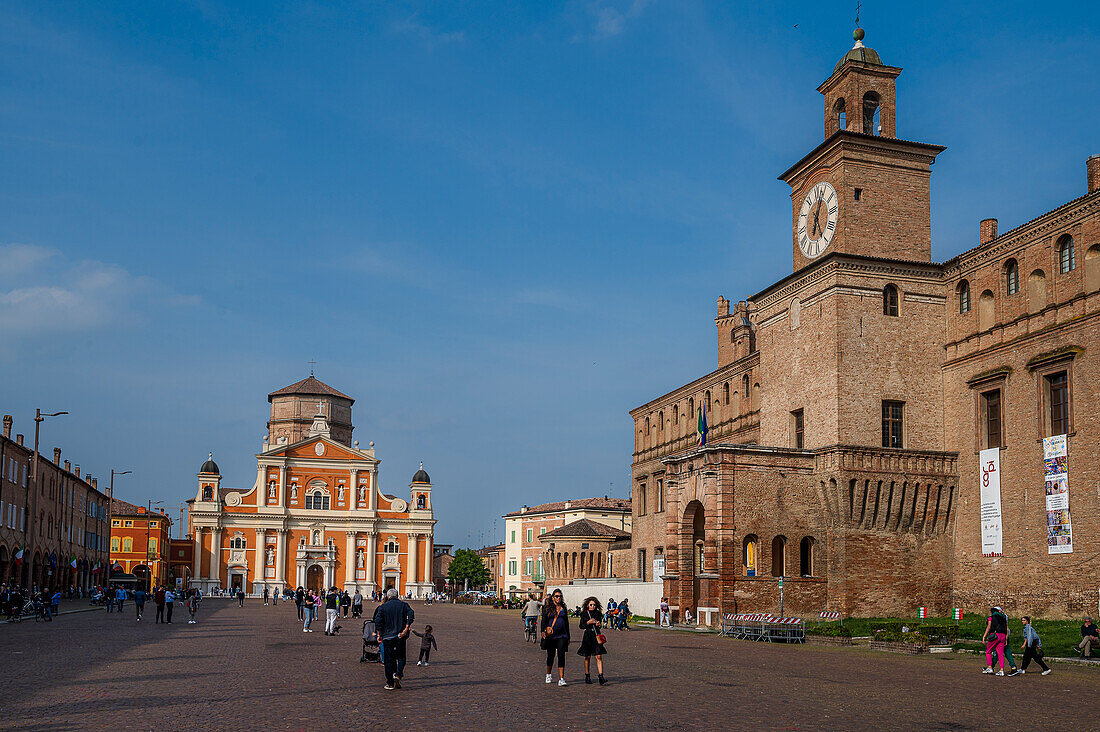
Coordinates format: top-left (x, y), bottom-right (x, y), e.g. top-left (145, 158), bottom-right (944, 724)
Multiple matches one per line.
top-left (981, 606), bottom-right (1008, 676)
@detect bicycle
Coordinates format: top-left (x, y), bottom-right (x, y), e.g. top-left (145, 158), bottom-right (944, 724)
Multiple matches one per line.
top-left (524, 615), bottom-right (538, 643)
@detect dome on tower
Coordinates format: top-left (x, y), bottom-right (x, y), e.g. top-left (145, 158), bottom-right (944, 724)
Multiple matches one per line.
top-left (834, 28), bottom-right (883, 73)
top-left (411, 462), bottom-right (431, 484)
top-left (199, 452), bottom-right (220, 475)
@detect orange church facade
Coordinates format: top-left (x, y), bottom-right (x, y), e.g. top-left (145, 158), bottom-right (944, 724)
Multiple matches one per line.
top-left (187, 377), bottom-right (437, 597)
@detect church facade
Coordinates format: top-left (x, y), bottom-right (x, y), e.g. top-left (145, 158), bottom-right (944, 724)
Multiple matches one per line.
top-left (627, 29), bottom-right (1099, 622)
top-left (187, 377), bottom-right (437, 598)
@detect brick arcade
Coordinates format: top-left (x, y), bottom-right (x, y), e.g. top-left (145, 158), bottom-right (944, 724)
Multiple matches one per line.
top-left (626, 28), bottom-right (1100, 622)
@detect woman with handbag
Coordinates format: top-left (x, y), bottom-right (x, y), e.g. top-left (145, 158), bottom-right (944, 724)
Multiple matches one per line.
top-left (577, 596), bottom-right (608, 685)
top-left (981, 606), bottom-right (1008, 676)
top-left (541, 588), bottom-right (570, 686)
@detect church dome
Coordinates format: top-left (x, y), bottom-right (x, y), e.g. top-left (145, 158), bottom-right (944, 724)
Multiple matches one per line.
top-left (834, 28), bottom-right (883, 73)
top-left (199, 453), bottom-right (220, 475)
top-left (411, 462), bottom-right (431, 484)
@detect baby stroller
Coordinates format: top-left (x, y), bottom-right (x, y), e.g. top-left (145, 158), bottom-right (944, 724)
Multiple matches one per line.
top-left (360, 619), bottom-right (381, 663)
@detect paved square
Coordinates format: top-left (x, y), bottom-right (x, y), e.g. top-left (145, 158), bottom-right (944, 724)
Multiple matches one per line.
top-left (1, 600), bottom-right (1095, 730)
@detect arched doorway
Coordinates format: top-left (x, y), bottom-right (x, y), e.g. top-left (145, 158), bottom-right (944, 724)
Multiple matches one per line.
top-left (133, 564), bottom-right (151, 591)
top-left (306, 564), bottom-right (324, 592)
top-left (683, 500), bottom-right (705, 616)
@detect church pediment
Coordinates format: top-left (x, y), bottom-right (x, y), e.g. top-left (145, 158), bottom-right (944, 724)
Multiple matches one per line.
top-left (260, 435), bottom-right (375, 463)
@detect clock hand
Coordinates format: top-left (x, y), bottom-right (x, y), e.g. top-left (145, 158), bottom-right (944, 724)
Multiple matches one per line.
top-left (812, 206), bottom-right (821, 237)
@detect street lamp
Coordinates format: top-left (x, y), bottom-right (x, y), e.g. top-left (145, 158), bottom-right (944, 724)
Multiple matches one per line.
top-left (27, 409), bottom-right (67, 588)
top-left (106, 470), bottom-right (131, 583)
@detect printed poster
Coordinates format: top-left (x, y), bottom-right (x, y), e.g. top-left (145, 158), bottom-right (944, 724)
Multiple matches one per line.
top-left (979, 447), bottom-right (1003, 557)
top-left (1043, 435), bottom-right (1073, 554)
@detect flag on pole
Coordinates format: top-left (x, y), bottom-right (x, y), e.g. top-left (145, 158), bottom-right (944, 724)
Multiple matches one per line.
top-left (698, 402), bottom-right (708, 446)
top-left (918, 606), bottom-right (927, 619)
top-left (91, 561), bottom-right (102, 574)
top-left (14, 546), bottom-right (24, 565)
top-left (70, 555), bottom-right (78, 570)
top-left (952, 608), bottom-right (962, 621)
top-left (48, 551), bottom-right (57, 568)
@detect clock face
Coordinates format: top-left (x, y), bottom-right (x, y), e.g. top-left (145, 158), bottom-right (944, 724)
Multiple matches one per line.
top-left (797, 181), bottom-right (838, 258)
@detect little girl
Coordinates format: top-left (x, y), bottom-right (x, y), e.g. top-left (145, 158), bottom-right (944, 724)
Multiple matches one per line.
top-left (414, 625), bottom-right (438, 666)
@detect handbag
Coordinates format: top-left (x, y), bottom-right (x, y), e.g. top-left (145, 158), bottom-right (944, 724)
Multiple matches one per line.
top-left (596, 633), bottom-right (607, 645)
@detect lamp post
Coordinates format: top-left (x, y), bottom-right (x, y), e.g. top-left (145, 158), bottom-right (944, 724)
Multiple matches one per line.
top-left (27, 409), bottom-right (67, 588)
top-left (107, 469), bottom-right (131, 584)
top-left (146, 499), bottom-right (164, 590)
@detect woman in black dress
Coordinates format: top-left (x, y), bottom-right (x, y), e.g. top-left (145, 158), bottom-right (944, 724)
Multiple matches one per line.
top-left (577, 596), bottom-right (607, 685)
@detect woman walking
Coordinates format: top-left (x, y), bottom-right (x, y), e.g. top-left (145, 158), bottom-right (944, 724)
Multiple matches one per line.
top-left (577, 596), bottom-right (608, 685)
top-left (540, 588), bottom-right (570, 686)
top-left (981, 606), bottom-right (1008, 676)
top-left (1019, 616), bottom-right (1052, 675)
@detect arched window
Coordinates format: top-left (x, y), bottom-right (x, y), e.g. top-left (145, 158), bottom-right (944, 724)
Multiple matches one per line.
top-left (230, 535), bottom-right (246, 549)
top-left (703, 390), bottom-right (711, 413)
top-left (122, 537), bottom-right (133, 552)
top-left (657, 411), bottom-right (664, 433)
top-left (1058, 235), bottom-right (1075, 273)
top-left (723, 382), bottom-right (730, 405)
top-left (644, 416), bottom-right (650, 437)
top-left (742, 534), bottom-right (758, 577)
top-left (957, 280), bottom-right (971, 314)
top-left (833, 97), bottom-right (847, 132)
top-left (1087, 245), bottom-right (1100, 292)
top-left (1028, 269), bottom-right (1047, 313)
top-left (771, 536), bottom-right (787, 577)
top-left (673, 404), bottom-right (679, 425)
top-left (862, 91), bottom-right (881, 134)
top-left (1004, 259), bottom-right (1019, 295)
top-left (978, 289), bottom-right (995, 331)
top-left (305, 490), bottom-right (330, 510)
top-left (202, 486), bottom-right (212, 501)
top-left (789, 297), bottom-right (801, 329)
top-left (742, 375), bottom-right (750, 408)
top-left (882, 284), bottom-right (899, 316)
top-left (730, 329), bottom-right (735, 343)
top-left (688, 398), bottom-right (694, 419)
top-left (385, 538), bottom-right (399, 554)
top-left (800, 536), bottom-right (816, 577)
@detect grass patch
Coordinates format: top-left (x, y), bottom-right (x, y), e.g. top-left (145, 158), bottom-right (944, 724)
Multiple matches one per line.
top-left (825, 615), bottom-right (1087, 656)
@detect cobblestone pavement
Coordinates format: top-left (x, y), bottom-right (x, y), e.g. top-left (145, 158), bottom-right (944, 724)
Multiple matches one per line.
top-left (1, 600), bottom-right (1095, 731)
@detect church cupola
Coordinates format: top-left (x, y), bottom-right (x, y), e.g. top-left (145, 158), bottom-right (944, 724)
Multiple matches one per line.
top-left (197, 452), bottom-right (222, 503)
top-left (819, 28), bottom-right (900, 138)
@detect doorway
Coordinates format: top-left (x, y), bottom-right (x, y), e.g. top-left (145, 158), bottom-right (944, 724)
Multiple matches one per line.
top-left (230, 572), bottom-right (244, 593)
top-left (306, 565), bottom-right (324, 592)
top-left (384, 575), bottom-right (396, 591)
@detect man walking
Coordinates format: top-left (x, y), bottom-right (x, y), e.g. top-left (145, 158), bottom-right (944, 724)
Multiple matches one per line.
top-left (1019, 616), bottom-right (1052, 675)
top-left (373, 588), bottom-right (414, 690)
top-left (115, 586), bottom-right (126, 614)
top-left (295, 587), bottom-right (305, 621)
top-left (272, 586), bottom-right (279, 606)
top-left (238, 588), bottom-right (245, 607)
top-left (263, 586), bottom-right (269, 606)
top-left (165, 588), bottom-right (175, 623)
top-left (324, 586), bottom-right (340, 636)
top-left (134, 587), bottom-right (147, 621)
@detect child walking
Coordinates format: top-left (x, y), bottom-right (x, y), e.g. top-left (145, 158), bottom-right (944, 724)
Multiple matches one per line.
top-left (414, 625), bottom-right (438, 666)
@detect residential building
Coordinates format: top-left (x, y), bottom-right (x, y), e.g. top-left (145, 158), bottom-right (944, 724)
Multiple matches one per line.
top-left (110, 499), bottom-right (173, 590)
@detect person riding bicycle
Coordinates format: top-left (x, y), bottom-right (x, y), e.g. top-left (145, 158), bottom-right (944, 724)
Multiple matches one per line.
top-left (522, 594), bottom-right (542, 640)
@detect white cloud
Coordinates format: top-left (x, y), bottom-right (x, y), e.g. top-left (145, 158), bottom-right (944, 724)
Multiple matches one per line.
top-left (393, 14), bottom-right (466, 47)
top-left (0, 243), bottom-right (198, 338)
top-left (586, 0), bottom-right (653, 39)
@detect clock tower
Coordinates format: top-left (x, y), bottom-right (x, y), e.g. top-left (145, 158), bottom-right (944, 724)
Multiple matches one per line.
top-left (779, 28), bottom-right (945, 271)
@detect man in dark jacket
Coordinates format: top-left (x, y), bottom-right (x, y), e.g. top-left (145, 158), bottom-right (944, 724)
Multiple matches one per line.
top-left (372, 589), bottom-right (414, 690)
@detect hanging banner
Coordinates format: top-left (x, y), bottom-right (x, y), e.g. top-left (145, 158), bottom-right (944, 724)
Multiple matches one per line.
top-left (1043, 434), bottom-right (1073, 554)
top-left (979, 447), bottom-right (1003, 557)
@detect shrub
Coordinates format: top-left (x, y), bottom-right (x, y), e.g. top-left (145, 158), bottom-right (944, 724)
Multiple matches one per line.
top-left (873, 629), bottom-right (928, 645)
top-left (807, 624), bottom-right (853, 638)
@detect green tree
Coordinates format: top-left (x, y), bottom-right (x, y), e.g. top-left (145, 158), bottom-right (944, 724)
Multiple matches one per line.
top-left (448, 548), bottom-right (490, 590)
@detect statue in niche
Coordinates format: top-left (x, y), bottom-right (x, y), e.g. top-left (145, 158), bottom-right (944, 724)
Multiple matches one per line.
top-left (266, 547), bottom-right (274, 565)
top-left (290, 483), bottom-right (298, 500)
top-left (417, 494), bottom-right (425, 510)
top-left (338, 484), bottom-right (345, 502)
top-left (268, 481), bottom-right (276, 499)
top-left (313, 530), bottom-right (321, 545)
top-left (358, 485), bottom-right (366, 503)
top-left (357, 548), bottom-right (365, 569)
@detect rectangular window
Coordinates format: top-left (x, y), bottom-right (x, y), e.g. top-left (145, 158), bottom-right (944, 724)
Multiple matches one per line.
top-left (124, 520), bottom-right (133, 527)
top-left (637, 483), bottom-right (646, 515)
top-left (148, 537), bottom-right (158, 554)
top-left (526, 528), bottom-right (533, 543)
top-left (980, 389), bottom-right (1003, 449)
top-left (1046, 371), bottom-right (1069, 436)
top-left (638, 548), bottom-right (647, 581)
top-left (656, 479), bottom-right (665, 512)
top-left (881, 400), bottom-right (904, 448)
top-left (510, 530), bottom-right (515, 544)
top-left (122, 538), bottom-right (132, 552)
top-left (539, 527), bottom-right (546, 535)
top-left (524, 558), bottom-right (533, 576)
top-left (791, 409), bottom-right (805, 449)
top-left (111, 537), bottom-right (120, 552)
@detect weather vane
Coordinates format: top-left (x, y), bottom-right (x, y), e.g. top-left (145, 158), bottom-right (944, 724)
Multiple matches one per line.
top-left (855, 1), bottom-right (861, 27)
top-left (308, 358), bottom-right (316, 376)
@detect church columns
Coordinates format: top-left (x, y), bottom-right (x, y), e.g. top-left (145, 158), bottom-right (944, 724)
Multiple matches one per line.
top-left (344, 531), bottom-right (356, 590)
top-left (366, 532), bottom-right (377, 590)
top-left (209, 527), bottom-right (222, 587)
top-left (278, 465), bottom-right (287, 507)
top-left (255, 528), bottom-right (265, 591)
top-left (192, 528), bottom-right (202, 583)
top-left (424, 535), bottom-right (433, 588)
top-left (367, 466), bottom-right (378, 510)
top-left (275, 529), bottom-right (287, 587)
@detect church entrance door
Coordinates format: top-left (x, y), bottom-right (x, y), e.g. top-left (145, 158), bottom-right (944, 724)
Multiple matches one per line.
top-left (384, 575), bottom-right (396, 591)
top-left (306, 565), bottom-right (324, 592)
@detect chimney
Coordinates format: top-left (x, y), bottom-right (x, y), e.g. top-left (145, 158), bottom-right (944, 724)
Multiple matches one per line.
top-left (64, 460), bottom-right (71, 472)
top-left (2, 415), bottom-right (11, 439)
top-left (53, 447), bottom-right (62, 465)
top-left (716, 296), bottom-right (730, 318)
top-left (980, 218), bottom-right (998, 245)
top-left (75, 465), bottom-right (81, 478)
top-left (1089, 155), bottom-right (1100, 195)
top-left (16, 434), bottom-right (24, 446)
top-left (91, 477), bottom-right (97, 490)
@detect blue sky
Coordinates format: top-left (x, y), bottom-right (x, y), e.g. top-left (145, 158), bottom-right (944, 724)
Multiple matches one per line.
top-left (1, 1), bottom-right (1096, 546)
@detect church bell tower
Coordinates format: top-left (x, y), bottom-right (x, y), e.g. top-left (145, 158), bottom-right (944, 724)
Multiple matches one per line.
top-left (779, 27), bottom-right (945, 271)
